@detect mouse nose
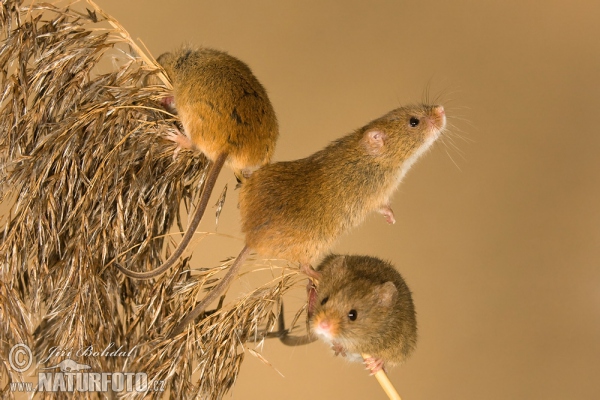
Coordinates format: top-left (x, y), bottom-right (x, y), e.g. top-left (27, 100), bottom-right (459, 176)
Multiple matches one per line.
top-left (319, 319), bottom-right (331, 330)
top-left (433, 105), bottom-right (445, 116)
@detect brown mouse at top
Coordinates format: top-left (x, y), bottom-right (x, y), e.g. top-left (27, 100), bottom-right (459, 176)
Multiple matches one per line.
top-left (310, 254), bottom-right (417, 374)
top-left (170, 103), bottom-right (445, 336)
top-left (115, 46), bottom-right (278, 280)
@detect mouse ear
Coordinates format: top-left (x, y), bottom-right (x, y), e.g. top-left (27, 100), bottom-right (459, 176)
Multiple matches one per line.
top-left (375, 281), bottom-right (398, 307)
top-left (323, 255), bottom-right (350, 281)
top-left (361, 130), bottom-right (387, 156)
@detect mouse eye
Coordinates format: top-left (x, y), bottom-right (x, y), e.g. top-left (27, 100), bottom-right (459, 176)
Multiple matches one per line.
top-left (321, 296), bottom-right (329, 306)
top-left (348, 310), bottom-right (357, 321)
top-left (409, 117), bottom-right (420, 127)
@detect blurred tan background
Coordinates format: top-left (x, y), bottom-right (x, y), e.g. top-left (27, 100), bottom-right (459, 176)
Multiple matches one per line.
top-left (40, 0), bottom-right (600, 398)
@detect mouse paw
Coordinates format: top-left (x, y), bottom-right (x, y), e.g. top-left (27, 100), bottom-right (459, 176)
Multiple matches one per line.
top-left (378, 204), bottom-right (396, 225)
top-left (161, 95), bottom-right (177, 114)
top-left (332, 342), bottom-right (346, 357)
top-left (164, 128), bottom-right (194, 159)
top-left (300, 264), bottom-right (322, 281)
top-left (364, 357), bottom-right (385, 375)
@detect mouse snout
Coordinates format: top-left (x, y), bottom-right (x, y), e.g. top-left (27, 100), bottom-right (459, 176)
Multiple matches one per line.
top-left (312, 314), bottom-right (340, 340)
top-left (427, 105), bottom-right (447, 132)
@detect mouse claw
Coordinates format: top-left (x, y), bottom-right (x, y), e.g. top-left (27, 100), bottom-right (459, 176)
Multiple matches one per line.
top-left (379, 204), bottom-right (396, 225)
top-left (364, 357), bottom-right (385, 375)
top-left (172, 145), bottom-right (181, 160)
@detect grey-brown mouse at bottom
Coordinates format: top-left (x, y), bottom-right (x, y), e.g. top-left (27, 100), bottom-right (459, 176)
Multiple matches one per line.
top-left (308, 254), bottom-right (417, 374)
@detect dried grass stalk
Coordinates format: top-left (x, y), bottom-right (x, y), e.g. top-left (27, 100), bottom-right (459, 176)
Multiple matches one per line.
top-left (0, 1), bottom-right (299, 398)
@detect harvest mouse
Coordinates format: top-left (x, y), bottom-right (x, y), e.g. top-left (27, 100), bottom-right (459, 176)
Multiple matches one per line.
top-left (239, 103), bottom-right (446, 277)
top-left (115, 46), bottom-right (278, 280)
top-left (171, 103), bottom-right (445, 336)
top-left (310, 254), bottom-right (417, 373)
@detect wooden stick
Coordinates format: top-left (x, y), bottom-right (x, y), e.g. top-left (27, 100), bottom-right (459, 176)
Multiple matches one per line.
top-left (362, 354), bottom-right (402, 400)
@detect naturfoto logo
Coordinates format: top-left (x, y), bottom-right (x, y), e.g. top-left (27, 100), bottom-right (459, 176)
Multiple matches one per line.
top-left (8, 343), bottom-right (165, 394)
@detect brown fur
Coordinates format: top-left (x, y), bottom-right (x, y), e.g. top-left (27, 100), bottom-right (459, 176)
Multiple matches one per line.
top-left (116, 47), bottom-right (278, 280)
top-left (239, 104), bottom-right (446, 269)
top-left (172, 104), bottom-right (443, 332)
top-left (310, 255), bottom-right (417, 367)
top-left (158, 47), bottom-right (279, 176)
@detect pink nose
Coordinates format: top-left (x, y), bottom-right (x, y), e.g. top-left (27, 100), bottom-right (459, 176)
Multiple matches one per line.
top-left (319, 319), bottom-right (331, 330)
top-left (434, 105), bottom-right (445, 116)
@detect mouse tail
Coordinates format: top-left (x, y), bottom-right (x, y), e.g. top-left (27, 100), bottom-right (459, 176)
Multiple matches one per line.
top-left (114, 152), bottom-right (228, 279)
top-left (170, 245), bottom-right (251, 337)
top-left (276, 301), bottom-right (318, 346)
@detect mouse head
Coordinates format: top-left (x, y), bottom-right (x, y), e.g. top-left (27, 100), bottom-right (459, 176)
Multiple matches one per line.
top-left (156, 47), bottom-right (206, 82)
top-left (156, 51), bottom-right (177, 77)
top-left (310, 258), bottom-right (399, 346)
top-left (360, 104), bottom-right (446, 172)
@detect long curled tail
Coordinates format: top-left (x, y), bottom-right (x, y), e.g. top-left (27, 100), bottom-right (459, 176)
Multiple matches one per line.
top-left (115, 152), bottom-right (227, 279)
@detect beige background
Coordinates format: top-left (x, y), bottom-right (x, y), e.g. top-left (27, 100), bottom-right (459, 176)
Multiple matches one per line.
top-left (28, 0), bottom-right (600, 399)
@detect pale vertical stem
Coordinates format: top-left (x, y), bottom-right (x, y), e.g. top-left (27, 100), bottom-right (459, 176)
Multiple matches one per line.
top-left (362, 353), bottom-right (402, 400)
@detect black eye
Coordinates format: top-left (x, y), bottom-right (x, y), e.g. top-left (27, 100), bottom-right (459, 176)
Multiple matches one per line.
top-left (409, 117), bottom-right (420, 127)
top-left (348, 309), bottom-right (357, 321)
top-left (321, 296), bottom-right (329, 306)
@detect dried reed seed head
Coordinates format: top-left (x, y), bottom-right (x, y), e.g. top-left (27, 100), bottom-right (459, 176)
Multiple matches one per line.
top-left (0, 1), bottom-right (297, 398)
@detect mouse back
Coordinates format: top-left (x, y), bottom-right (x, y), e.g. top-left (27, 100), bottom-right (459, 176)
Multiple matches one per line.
top-left (158, 47), bottom-right (278, 174)
top-left (239, 104), bottom-right (445, 267)
top-left (310, 255), bottom-right (417, 366)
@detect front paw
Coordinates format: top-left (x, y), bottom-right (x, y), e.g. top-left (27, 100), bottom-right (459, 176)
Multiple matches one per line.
top-left (332, 342), bottom-right (346, 357)
top-left (379, 204), bottom-right (396, 225)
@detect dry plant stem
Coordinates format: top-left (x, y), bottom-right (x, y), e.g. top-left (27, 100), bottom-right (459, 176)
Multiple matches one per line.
top-left (85, 0), bottom-right (172, 89)
top-left (115, 152), bottom-right (228, 279)
top-left (0, 1), bottom-right (294, 397)
top-left (362, 353), bottom-right (402, 400)
top-left (171, 245), bottom-right (251, 336)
